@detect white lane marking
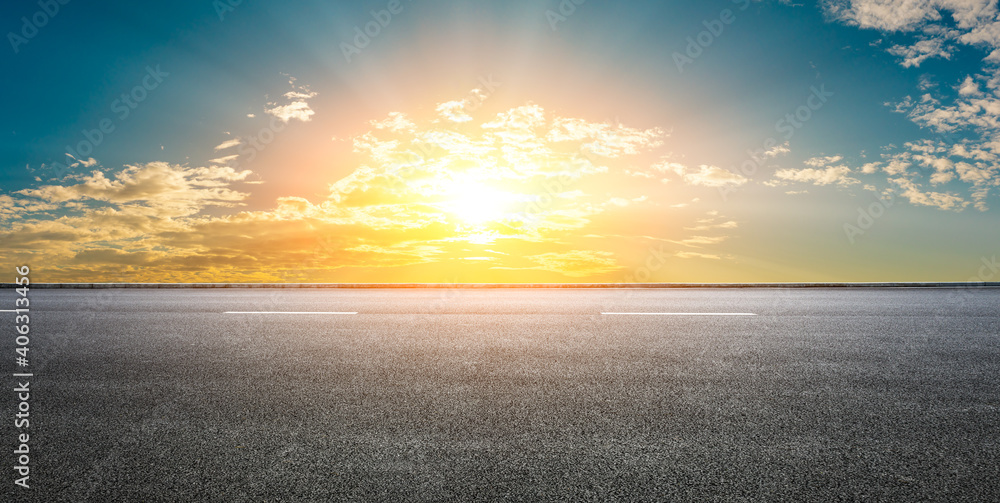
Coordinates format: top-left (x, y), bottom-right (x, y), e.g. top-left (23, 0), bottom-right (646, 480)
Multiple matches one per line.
top-left (225, 311), bottom-right (358, 315)
top-left (601, 312), bottom-right (757, 316)
top-left (0, 310), bottom-right (17, 312)
top-left (227, 311), bottom-right (754, 316)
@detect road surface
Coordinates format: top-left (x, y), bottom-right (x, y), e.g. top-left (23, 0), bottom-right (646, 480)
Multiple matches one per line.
top-left (2, 287), bottom-right (999, 501)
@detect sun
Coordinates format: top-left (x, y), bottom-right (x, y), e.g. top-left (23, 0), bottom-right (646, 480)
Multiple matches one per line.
top-left (441, 180), bottom-right (515, 226)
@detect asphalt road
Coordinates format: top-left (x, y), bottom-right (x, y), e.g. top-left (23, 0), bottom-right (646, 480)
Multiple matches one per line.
top-left (1, 288), bottom-right (999, 502)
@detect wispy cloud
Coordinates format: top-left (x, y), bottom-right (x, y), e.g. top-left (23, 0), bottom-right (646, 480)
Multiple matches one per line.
top-left (888, 38), bottom-right (952, 67)
top-left (769, 161), bottom-right (860, 187)
top-left (652, 161), bottom-right (748, 187)
top-left (891, 177), bottom-right (969, 211)
top-left (214, 138), bottom-right (242, 151)
top-left (264, 76), bottom-right (318, 123)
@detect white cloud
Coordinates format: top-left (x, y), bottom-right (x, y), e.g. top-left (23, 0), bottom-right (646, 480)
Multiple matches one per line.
top-left (17, 163), bottom-right (252, 217)
top-left (674, 235), bottom-right (728, 247)
top-left (654, 162), bottom-right (747, 187)
top-left (483, 104), bottom-right (547, 131)
top-left (825, 0), bottom-right (997, 32)
top-left (770, 156), bottom-right (861, 187)
top-left (675, 251), bottom-right (721, 260)
top-left (371, 112), bottom-right (416, 133)
top-left (772, 165), bottom-right (860, 186)
top-left (860, 162), bottom-right (881, 174)
top-left (888, 37), bottom-right (953, 67)
top-left (214, 138), bottom-right (242, 151)
top-left (265, 100), bottom-right (316, 123)
top-left (959, 75), bottom-right (982, 95)
top-left (891, 177), bottom-right (969, 210)
top-left (209, 154), bottom-right (239, 165)
top-left (264, 77), bottom-right (318, 123)
top-left (862, 141), bottom-right (998, 209)
top-left (66, 153), bottom-right (98, 168)
top-left (546, 116), bottom-right (665, 157)
top-left (682, 165), bottom-right (748, 187)
top-left (883, 158), bottom-right (912, 175)
top-left (804, 155), bottom-right (843, 167)
top-left (436, 100), bottom-right (474, 123)
top-left (764, 141), bottom-right (792, 158)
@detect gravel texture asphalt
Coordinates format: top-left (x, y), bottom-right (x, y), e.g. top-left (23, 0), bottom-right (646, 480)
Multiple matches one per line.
top-left (1, 287), bottom-right (999, 502)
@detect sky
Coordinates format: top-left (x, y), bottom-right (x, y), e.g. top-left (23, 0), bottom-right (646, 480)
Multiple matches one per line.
top-left (2, 0), bottom-right (999, 283)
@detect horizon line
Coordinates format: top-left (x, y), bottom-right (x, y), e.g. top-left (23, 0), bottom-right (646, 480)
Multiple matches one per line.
top-left (3, 282), bottom-right (1000, 289)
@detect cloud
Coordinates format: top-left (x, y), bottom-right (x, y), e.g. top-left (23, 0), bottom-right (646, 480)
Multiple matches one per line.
top-left (675, 251), bottom-right (722, 260)
top-left (674, 235), bottom-right (728, 247)
top-left (684, 219), bottom-right (738, 231)
top-left (764, 141), bottom-right (792, 158)
top-left (209, 154), bottom-right (239, 165)
top-left (891, 177), bottom-right (969, 210)
top-left (803, 155), bottom-right (843, 167)
top-left (66, 153), bottom-right (99, 168)
top-left (370, 111), bottom-right (416, 133)
top-left (264, 76), bottom-right (318, 123)
top-left (844, 139), bottom-right (999, 210)
top-left (214, 138), bottom-right (242, 151)
top-left (824, 0), bottom-right (997, 32)
top-left (0, 194), bottom-right (59, 221)
top-left (436, 100), bottom-right (475, 123)
top-left (887, 37), bottom-right (953, 67)
top-left (682, 165), bottom-right (749, 187)
top-left (860, 162), bottom-right (881, 174)
top-left (770, 157), bottom-right (860, 187)
top-left (547, 116), bottom-right (666, 157)
top-left (17, 163), bottom-right (251, 217)
top-left (654, 162), bottom-right (748, 187)
top-left (893, 89), bottom-right (1000, 133)
top-left (433, 88), bottom-right (495, 124)
top-left (484, 104), bottom-right (547, 131)
top-left (265, 100), bottom-right (316, 123)
top-left (959, 75), bottom-right (983, 96)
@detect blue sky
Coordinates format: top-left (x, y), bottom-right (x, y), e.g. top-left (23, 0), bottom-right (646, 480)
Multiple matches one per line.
top-left (2, 0), bottom-right (999, 282)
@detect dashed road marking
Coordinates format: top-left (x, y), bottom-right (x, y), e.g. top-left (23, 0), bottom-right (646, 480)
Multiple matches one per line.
top-left (601, 312), bottom-right (757, 316)
top-left (224, 311), bottom-right (358, 315)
